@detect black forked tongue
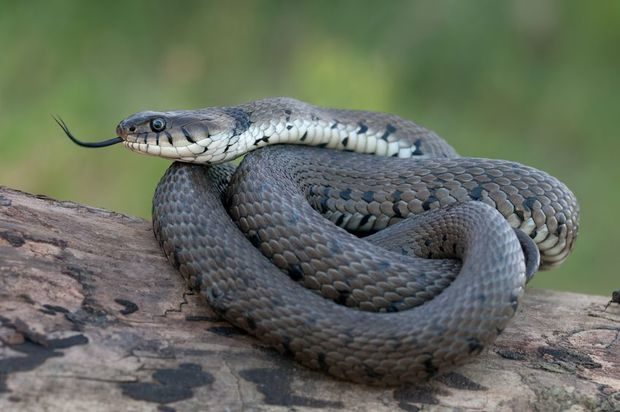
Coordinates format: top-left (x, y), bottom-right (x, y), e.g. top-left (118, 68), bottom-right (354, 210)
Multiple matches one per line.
top-left (53, 115), bottom-right (123, 148)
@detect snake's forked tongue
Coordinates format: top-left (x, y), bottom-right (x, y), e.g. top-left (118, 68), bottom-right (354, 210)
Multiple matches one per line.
top-left (54, 115), bottom-right (123, 148)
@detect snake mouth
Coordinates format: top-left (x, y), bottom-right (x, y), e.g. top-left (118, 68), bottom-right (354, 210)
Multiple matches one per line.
top-left (54, 116), bottom-right (123, 148)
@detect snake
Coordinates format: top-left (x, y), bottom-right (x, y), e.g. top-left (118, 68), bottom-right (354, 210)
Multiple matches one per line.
top-left (57, 97), bottom-right (579, 385)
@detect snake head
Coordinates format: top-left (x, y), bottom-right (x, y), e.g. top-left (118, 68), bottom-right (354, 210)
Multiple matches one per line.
top-left (116, 109), bottom-right (242, 164)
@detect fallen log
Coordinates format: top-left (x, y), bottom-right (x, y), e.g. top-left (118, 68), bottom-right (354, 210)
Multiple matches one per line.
top-left (0, 186), bottom-right (618, 411)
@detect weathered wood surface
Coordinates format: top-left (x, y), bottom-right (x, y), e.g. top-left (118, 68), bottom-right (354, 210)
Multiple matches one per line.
top-left (0, 185), bottom-right (618, 412)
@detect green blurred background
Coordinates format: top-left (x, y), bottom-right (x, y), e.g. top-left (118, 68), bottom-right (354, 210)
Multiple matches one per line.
top-left (0, 1), bottom-right (616, 295)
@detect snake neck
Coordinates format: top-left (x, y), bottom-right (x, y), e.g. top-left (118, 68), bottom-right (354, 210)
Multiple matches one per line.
top-left (229, 97), bottom-right (458, 163)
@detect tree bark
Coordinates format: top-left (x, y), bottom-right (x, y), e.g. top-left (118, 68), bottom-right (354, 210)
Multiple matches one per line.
top-left (0, 186), bottom-right (618, 411)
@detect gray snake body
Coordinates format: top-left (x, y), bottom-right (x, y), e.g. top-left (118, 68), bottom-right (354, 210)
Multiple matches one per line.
top-left (60, 97), bottom-right (579, 385)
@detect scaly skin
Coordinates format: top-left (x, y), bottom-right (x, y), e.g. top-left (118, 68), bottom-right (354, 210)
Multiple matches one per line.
top-left (109, 97), bottom-right (579, 385)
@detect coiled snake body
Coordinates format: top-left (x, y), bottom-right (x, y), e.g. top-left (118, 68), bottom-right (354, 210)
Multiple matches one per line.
top-left (59, 97), bottom-right (579, 385)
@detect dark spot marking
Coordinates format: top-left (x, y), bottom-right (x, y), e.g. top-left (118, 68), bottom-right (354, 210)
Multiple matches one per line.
top-left (284, 109), bottom-right (292, 115)
top-left (335, 214), bottom-right (345, 227)
top-left (422, 195), bottom-right (438, 211)
top-left (423, 357), bottom-right (438, 376)
top-left (412, 138), bottom-right (423, 155)
top-left (0, 319), bottom-right (68, 392)
top-left (223, 107), bottom-right (252, 136)
top-left (537, 346), bottom-right (602, 369)
top-left (180, 126), bottom-right (196, 143)
top-left (253, 136), bottom-right (270, 146)
top-left (331, 120), bottom-right (340, 129)
top-left (362, 191), bottom-right (374, 203)
top-left (114, 298), bottom-right (139, 315)
top-left (246, 316), bottom-right (257, 330)
top-left (281, 335), bottom-right (294, 357)
top-left (386, 304), bottom-right (400, 313)
top-left (249, 233), bottom-right (261, 247)
top-left (42, 304), bottom-right (69, 314)
top-left (300, 131), bottom-right (308, 141)
top-left (204, 287), bottom-right (229, 316)
top-left (437, 372), bottom-right (487, 391)
top-left (515, 209), bottom-right (526, 221)
top-left (286, 124), bottom-right (293, 130)
top-left (392, 203), bottom-right (403, 218)
top-left (239, 367), bottom-right (344, 408)
top-left (0, 231), bottom-right (25, 247)
top-left (164, 131), bottom-right (173, 145)
top-left (392, 190), bottom-right (403, 202)
top-left (495, 348), bottom-right (526, 361)
top-left (336, 290), bottom-right (350, 305)
top-left (318, 197), bottom-right (329, 213)
top-left (208, 326), bottom-right (246, 337)
top-left (288, 264), bottom-right (304, 281)
top-left (317, 353), bottom-right (329, 372)
top-left (470, 186), bottom-right (485, 201)
top-left (39, 308), bottom-right (58, 316)
top-left (359, 214), bottom-right (371, 227)
top-left (380, 124), bottom-right (397, 141)
top-left (523, 197), bottom-right (538, 212)
top-left (394, 386), bottom-right (439, 411)
top-left (357, 122), bottom-right (368, 134)
top-left (363, 364), bottom-right (384, 379)
top-left (466, 337), bottom-right (484, 354)
top-left (339, 188), bottom-right (352, 200)
top-left (120, 363), bottom-right (214, 405)
top-left (47, 334), bottom-right (89, 350)
top-left (316, 142), bottom-right (328, 148)
top-left (341, 137), bottom-right (349, 146)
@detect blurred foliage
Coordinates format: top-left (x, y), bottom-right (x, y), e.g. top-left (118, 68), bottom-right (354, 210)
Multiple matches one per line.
top-left (0, 0), bottom-right (616, 295)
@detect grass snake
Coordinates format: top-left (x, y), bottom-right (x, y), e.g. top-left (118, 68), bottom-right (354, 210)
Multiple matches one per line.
top-left (58, 97), bottom-right (579, 385)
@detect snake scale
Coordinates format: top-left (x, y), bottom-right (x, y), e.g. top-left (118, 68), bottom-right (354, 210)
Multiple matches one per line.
top-left (58, 97), bottom-right (579, 385)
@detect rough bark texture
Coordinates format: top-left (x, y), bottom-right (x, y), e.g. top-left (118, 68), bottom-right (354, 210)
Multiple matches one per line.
top-left (0, 185), bottom-right (618, 412)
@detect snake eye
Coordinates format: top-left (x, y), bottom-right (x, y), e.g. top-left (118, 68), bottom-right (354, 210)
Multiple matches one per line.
top-left (150, 117), bottom-right (166, 132)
